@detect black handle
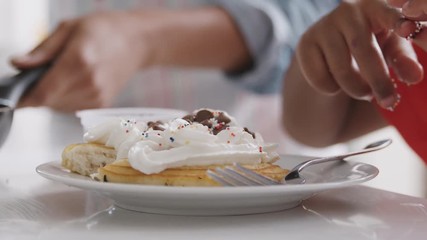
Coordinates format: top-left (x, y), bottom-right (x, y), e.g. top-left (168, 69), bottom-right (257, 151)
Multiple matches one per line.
top-left (0, 65), bottom-right (50, 108)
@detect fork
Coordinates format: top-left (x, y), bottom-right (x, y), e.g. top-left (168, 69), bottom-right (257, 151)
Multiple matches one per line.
top-left (207, 139), bottom-right (392, 186)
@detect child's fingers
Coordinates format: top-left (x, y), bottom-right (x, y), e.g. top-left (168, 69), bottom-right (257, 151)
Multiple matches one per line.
top-left (319, 30), bottom-right (372, 100)
top-left (365, 0), bottom-right (403, 31)
top-left (411, 27), bottom-right (427, 51)
top-left (383, 34), bottom-right (424, 84)
top-left (387, 0), bottom-right (407, 8)
top-left (394, 19), bottom-right (420, 39)
top-left (296, 34), bottom-right (340, 95)
top-left (403, 0), bottom-right (427, 18)
top-left (337, 13), bottom-right (398, 109)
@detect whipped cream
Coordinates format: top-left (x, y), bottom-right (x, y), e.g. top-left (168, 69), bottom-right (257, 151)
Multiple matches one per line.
top-left (83, 109), bottom-right (279, 174)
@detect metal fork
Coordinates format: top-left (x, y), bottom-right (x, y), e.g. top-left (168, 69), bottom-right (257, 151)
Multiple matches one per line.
top-left (207, 139), bottom-right (392, 186)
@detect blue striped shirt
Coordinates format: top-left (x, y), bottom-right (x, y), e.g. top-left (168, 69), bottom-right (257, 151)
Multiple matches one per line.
top-left (215, 0), bottom-right (340, 93)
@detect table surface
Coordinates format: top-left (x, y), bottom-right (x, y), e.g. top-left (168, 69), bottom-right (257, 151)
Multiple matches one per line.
top-left (1, 108), bottom-right (427, 240)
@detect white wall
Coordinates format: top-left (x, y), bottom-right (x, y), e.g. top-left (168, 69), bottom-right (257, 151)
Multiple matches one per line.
top-left (0, 0), bottom-right (48, 74)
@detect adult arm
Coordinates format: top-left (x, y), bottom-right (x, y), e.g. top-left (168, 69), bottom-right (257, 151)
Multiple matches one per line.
top-left (11, 7), bottom-right (251, 111)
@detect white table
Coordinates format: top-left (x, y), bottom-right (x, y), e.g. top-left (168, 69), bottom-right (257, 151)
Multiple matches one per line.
top-left (1, 108), bottom-right (426, 240)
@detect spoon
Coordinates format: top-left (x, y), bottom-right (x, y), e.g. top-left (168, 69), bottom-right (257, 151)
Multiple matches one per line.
top-left (208, 139), bottom-right (392, 186)
top-left (284, 138), bottom-right (392, 184)
top-left (0, 66), bottom-right (50, 147)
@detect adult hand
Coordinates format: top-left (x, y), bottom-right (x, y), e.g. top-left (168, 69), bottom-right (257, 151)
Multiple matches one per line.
top-left (296, 0), bottom-right (423, 110)
top-left (10, 7), bottom-right (250, 112)
top-left (10, 11), bottom-right (151, 112)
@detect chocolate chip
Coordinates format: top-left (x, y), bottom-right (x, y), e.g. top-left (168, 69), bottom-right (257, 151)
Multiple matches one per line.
top-left (182, 114), bottom-right (194, 123)
top-left (213, 123), bottom-right (228, 135)
top-left (216, 112), bottom-right (231, 124)
top-left (152, 125), bottom-right (165, 131)
top-left (244, 127), bottom-right (256, 139)
top-left (194, 109), bottom-right (214, 123)
top-left (148, 121), bottom-right (165, 131)
top-left (147, 121), bottom-right (156, 127)
top-left (200, 119), bottom-right (213, 128)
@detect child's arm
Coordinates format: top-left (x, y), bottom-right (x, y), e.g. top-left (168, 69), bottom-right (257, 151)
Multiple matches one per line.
top-left (282, 0), bottom-right (423, 147)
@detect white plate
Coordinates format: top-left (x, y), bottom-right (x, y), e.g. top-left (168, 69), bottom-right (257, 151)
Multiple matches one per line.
top-left (36, 155), bottom-right (378, 216)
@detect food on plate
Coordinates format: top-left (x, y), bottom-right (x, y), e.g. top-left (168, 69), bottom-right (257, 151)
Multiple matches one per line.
top-left (62, 108), bottom-right (288, 186)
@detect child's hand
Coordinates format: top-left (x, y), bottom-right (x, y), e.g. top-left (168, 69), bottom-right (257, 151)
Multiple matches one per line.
top-left (389, 0), bottom-right (427, 18)
top-left (389, 0), bottom-right (427, 52)
top-left (296, 0), bottom-right (423, 110)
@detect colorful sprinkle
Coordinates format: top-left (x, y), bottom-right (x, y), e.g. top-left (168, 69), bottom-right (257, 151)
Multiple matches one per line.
top-left (170, 137), bottom-right (175, 142)
top-left (259, 146), bottom-right (263, 153)
top-left (231, 133), bottom-right (235, 137)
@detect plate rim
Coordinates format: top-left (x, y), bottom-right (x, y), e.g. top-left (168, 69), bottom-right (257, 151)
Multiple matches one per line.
top-left (36, 158), bottom-right (379, 195)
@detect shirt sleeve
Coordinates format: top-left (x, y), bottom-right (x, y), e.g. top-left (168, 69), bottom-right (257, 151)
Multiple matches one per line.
top-left (211, 0), bottom-right (339, 94)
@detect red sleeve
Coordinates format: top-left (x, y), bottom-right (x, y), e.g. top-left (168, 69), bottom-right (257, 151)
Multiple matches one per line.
top-left (378, 45), bottom-right (427, 164)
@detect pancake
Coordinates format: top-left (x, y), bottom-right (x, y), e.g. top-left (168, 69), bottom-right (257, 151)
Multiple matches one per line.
top-left (96, 159), bottom-right (287, 186)
top-left (61, 142), bottom-right (288, 186)
top-left (62, 143), bottom-right (116, 176)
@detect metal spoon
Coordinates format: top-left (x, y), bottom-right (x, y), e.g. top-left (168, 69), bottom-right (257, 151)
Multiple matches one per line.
top-left (0, 66), bottom-right (50, 147)
top-left (208, 139), bottom-right (392, 186)
top-left (284, 139), bottom-right (392, 184)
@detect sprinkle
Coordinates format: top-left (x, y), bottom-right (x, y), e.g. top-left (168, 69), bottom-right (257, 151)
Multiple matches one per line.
top-left (145, 133), bottom-right (149, 138)
top-left (387, 93), bottom-right (402, 112)
top-left (227, 140), bottom-right (230, 144)
top-left (159, 143), bottom-right (162, 147)
top-left (170, 137), bottom-right (175, 142)
top-left (231, 133), bottom-right (236, 137)
top-left (126, 130), bottom-right (129, 133)
top-left (157, 133), bottom-right (161, 136)
top-left (226, 127), bottom-right (230, 130)
top-left (259, 146), bottom-right (263, 153)
top-left (407, 21), bottom-right (424, 40)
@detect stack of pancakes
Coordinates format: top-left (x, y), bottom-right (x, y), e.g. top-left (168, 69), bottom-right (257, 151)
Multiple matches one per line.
top-left (61, 109), bottom-right (288, 187)
top-left (62, 142), bottom-right (288, 186)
